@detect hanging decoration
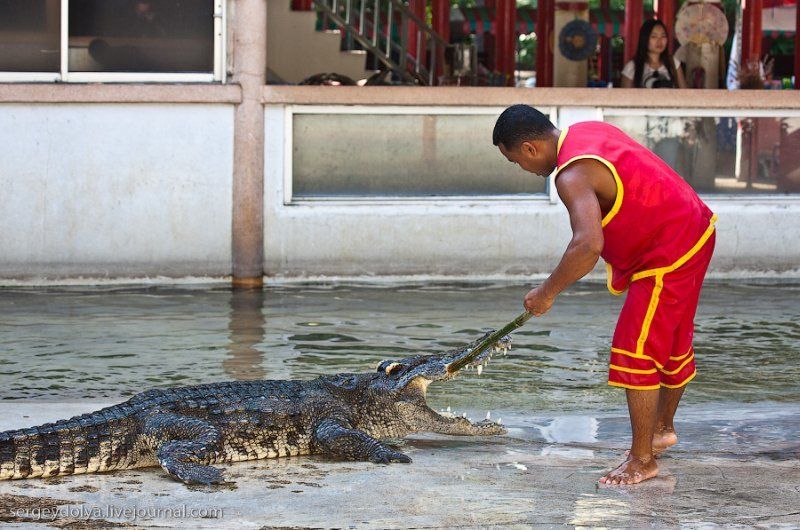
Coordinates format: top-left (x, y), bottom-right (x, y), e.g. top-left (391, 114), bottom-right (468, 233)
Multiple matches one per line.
top-left (558, 19), bottom-right (598, 61)
top-left (675, 2), bottom-right (730, 46)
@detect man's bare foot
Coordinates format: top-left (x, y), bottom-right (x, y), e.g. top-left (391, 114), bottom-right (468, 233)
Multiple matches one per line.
top-left (598, 454), bottom-right (659, 486)
top-left (652, 425), bottom-right (678, 456)
top-left (623, 426), bottom-right (678, 458)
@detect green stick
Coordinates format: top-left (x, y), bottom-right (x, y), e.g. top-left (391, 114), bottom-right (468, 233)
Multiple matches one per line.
top-left (447, 311), bottom-right (533, 372)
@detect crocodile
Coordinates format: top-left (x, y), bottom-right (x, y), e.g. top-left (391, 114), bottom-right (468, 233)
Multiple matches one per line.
top-left (0, 330), bottom-right (511, 485)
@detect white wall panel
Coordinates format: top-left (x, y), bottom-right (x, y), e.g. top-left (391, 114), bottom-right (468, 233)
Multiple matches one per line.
top-left (0, 103), bottom-right (234, 278)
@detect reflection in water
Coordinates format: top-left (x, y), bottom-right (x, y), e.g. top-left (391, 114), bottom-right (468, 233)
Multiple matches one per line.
top-left (536, 416), bottom-right (599, 458)
top-left (569, 474), bottom-right (678, 526)
top-left (223, 288), bottom-right (266, 380)
top-left (570, 497), bottom-right (631, 526)
top-left (540, 446), bottom-right (594, 459)
top-left (537, 416), bottom-right (599, 443)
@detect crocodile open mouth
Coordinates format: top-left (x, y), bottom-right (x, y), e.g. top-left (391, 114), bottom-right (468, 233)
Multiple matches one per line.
top-left (379, 330), bottom-right (514, 395)
top-left (444, 335), bottom-right (512, 378)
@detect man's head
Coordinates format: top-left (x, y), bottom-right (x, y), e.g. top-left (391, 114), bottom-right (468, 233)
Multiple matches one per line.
top-left (493, 104), bottom-right (559, 177)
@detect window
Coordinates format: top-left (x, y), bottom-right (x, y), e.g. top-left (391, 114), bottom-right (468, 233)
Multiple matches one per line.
top-left (290, 109), bottom-right (550, 199)
top-left (0, 0), bottom-right (224, 82)
top-left (605, 113), bottom-right (800, 195)
top-left (0, 0), bottom-right (60, 73)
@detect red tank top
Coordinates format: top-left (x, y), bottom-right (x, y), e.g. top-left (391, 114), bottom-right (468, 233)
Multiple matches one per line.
top-left (554, 121), bottom-right (716, 294)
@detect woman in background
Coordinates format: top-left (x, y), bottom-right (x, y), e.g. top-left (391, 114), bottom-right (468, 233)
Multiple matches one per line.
top-left (622, 19), bottom-right (687, 88)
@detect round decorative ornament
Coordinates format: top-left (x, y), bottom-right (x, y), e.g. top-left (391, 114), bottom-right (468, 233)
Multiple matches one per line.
top-left (558, 19), bottom-right (599, 61)
top-left (675, 2), bottom-right (729, 46)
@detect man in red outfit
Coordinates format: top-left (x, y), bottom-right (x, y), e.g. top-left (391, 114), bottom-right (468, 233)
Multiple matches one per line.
top-left (493, 104), bottom-right (716, 485)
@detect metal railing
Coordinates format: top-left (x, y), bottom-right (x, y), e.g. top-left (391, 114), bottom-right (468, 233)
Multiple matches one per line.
top-left (312, 0), bottom-right (473, 85)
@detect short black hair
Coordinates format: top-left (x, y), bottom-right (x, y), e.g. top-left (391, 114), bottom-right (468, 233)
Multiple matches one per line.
top-left (492, 104), bottom-right (556, 149)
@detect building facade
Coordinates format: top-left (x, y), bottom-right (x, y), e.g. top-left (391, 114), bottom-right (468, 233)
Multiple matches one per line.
top-left (1, 0), bottom-right (798, 282)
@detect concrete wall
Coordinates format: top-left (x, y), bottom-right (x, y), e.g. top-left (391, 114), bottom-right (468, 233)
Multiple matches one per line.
top-left (1, 87), bottom-right (799, 281)
top-left (0, 103), bottom-right (234, 278)
top-left (264, 101), bottom-right (800, 279)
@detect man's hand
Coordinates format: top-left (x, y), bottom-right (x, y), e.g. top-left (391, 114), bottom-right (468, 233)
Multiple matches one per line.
top-left (524, 285), bottom-right (555, 317)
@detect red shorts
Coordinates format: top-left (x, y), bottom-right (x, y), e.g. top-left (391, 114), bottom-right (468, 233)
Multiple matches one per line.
top-left (608, 233), bottom-right (715, 390)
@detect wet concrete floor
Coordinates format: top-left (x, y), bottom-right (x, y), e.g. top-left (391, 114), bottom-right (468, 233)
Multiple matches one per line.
top-left (0, 282), bottom-right (798, 527)
top-left (1, 402), bottom-right (798, 528)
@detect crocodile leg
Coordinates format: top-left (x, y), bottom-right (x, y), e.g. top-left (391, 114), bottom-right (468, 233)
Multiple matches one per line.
top-left (142, 412), bottom-right (226, 485)
top-left (313, 418), bottom-right (412, 464)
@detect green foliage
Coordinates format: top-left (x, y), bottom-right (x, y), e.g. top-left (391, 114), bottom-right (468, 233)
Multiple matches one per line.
top-left (771, 36), bottom-right (794, 57)
top-left (518, 33), bottom-right (536, 69)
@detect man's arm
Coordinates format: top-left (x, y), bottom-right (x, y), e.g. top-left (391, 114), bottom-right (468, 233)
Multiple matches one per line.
top-left (524, 161), bottom-right (606, 316)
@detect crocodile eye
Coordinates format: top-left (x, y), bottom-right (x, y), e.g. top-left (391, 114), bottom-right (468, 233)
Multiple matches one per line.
top-left (378, 362), bottom-right (403, 377)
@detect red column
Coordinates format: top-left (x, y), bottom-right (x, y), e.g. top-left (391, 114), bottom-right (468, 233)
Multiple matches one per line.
top-left (742, 0), bottom-right (763, 65)
top-left (432, 0), bottom-right (450, 40)
top-left (432, 0), bottom-right (450, 82)
top-left (623, 0), bottom-right (643, 64)
top-left (536, 0), bottom-right (554, 86)
top-left (598, 0), bottom-right (610, 82)
top-left (407, 0), bottom-right (427, 72)
top-left (656, 0), bottom-right (676, 54)
top-left (495, 0), bottom-right (517, 85)
top-left (547, 0), bottom-right (554, 86)
top-left (795, 0), bottom-right (800, 88)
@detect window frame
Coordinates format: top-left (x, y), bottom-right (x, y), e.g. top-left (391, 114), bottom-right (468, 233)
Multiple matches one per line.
top-left (0, 0), bottom-right (226, 83)
top-left (284, 104), bottom-right (559, 205)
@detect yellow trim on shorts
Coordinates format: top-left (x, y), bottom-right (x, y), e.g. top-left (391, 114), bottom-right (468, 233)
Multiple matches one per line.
top-left (608, 381), bottom-right (661, 391)
top-left (659, 353), bottom-right (695, 375)
top-left (606, 263), bottom-right (624, 296)
top-left (635, 273), bottom-right (665, 357)
top-left (660, 370), bottom-right (697, 389)
top-left (610, 347), bottom-right (664, 369)
top-left (609, 364), bottom-right (657, 375)
top-left (669, 347), bottom-right (693, 362)
top-left (630, 214), bottom-right (718, 282)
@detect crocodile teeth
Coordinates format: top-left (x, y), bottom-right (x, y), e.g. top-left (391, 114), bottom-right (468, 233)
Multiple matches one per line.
top-left (462, 413), bottom-right (467, 418)
top-left (497, 417), bottom-right (502, 424)
top-left (476, 365), bottom-right (483, 376)
top-left (446, 406), bottom-right (451, 412)
top-left (486, 411), bottom-right (491, 420)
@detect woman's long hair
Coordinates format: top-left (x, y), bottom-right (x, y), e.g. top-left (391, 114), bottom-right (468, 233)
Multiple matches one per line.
top-left (633, 19), bottom-right (678, 88)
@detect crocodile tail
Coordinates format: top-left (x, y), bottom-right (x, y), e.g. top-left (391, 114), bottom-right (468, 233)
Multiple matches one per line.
top-left (0, 424), bottom-right (62, 480)
top-left (0, 406), bottom-right (136, 480)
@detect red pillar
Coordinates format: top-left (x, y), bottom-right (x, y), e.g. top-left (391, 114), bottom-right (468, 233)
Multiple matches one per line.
top-left (407, 0), bottom-right (427, 72)
top-left (292, 0), bottom-right (313, 10)
top-left (598, 0), bottom-right (610, 82)
top-left (547, 0), bottom-right (554, 86)
top-left (623, 0), bottom-right (643, 64)
top-left (495, 0), bottom-right (517, 85)
top-left (536, 0), bottom-right (554, 87)
top-left (742, 0), bottom-right (763, 65)
top-left (432, 0), bottom-right (450, 82)
top-left (432, 0), bottom-right (450, 40)
top-left (795, 0), bottom-right (800, 88)
top-left (656, 0), bottom-right (676, 54)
